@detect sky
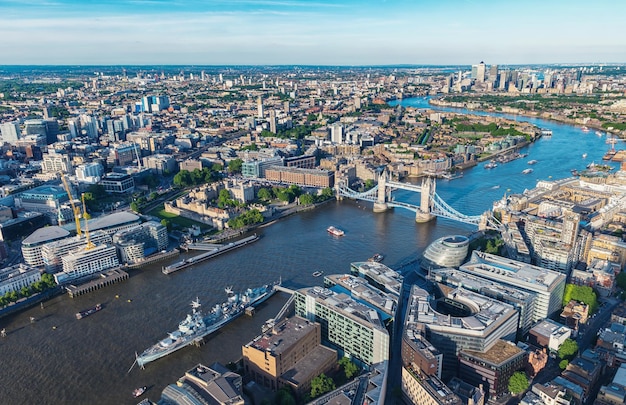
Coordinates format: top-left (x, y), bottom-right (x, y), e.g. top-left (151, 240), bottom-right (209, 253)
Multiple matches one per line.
top-left (1, 0), bottom-right (625, 65)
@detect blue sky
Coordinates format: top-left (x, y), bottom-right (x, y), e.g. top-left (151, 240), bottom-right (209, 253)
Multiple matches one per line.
top-left (1, 0), bottom-right (625, 65)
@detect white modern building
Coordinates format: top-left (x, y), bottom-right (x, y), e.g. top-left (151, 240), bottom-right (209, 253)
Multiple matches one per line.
top-left (56, 244), bottom-right (119, 284)
top-left (460, 251), bottom-right (566, 320)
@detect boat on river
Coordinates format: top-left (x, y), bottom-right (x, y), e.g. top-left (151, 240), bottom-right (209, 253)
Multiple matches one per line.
top-left (133, 386), bottom-right (146, 398)
top-left (312, 271), bottom-right (324, 277)
top-left (522, 169), bottom-right (533, 174)
top-left (135, 282), bottom-right (278, 368)
top-left (484, 161), bottom-right (498, 169)
top-left (582, 153), bottom-right (588, 159)
top-left (368, 253), bottom-right (384, 263)
top-left (76, 303), bottom-right (102, 320)
top-left (327, 226), bottom-right (345, 237)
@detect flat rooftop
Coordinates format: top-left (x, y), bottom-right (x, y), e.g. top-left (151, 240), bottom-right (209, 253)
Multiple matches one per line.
top-left (406, 285), bottom-right (517, 333)
top-left (22, 226), bottom-right (70, 246)
top-left (460, 339), bottom-right (524, 366)
top-left (530, 319), bottom-right (571, 338)
top-left (325, 274), bottom-right (397, 317)
top-left (300, 286), bottom-right (388, 331)
top-left (461, 251), bottom-right (565, 291)
top-left (246, 316), bottom-right (317, 355)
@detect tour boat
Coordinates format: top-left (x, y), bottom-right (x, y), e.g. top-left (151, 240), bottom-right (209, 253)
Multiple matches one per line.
top-left (133, 386), bottom-right (147, 398)
top-left (327, 226), bottom-right (345, 237)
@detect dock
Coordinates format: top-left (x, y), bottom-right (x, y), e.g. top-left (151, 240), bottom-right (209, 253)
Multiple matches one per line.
top-left (66, 269), bottom-right (129, 298)
top-left (125, 249), bottom-right (180, 269)
top-left (163, 234), bottom-right (259, 275)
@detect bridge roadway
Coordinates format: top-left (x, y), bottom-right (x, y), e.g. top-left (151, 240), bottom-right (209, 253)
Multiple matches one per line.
top-left (337, 179), bottom-right (486, 227)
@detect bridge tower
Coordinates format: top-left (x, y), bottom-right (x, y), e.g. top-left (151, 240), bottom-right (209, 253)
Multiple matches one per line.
top-left (373, 171), bottom-right (389, 213)
top-left (416, 177), bottom-right (436, 223)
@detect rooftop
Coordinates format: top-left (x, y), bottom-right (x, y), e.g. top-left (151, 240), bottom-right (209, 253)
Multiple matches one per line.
top-left (299, 286), bottom-right (388, 331)
top-left (246, 316), bottom-right (317, 355)
top-left (461, 251), bottom-right (565, 291)
top-left (61, 211), bottom-right (140, 233)
top-left (324, 274), bottom-right (397, 317)
top-left (22, 226), bottom-right (70, 246)
top-left (530, 319), bottom-right (571, 338)
top-left (460, 339), bottom-right (524, 367)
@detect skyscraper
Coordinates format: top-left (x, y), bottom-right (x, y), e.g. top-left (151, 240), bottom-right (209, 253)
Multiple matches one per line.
top-left (257, 97), bottom-right (264, 119)
top-left (476, 61), bottom-right (486, 82)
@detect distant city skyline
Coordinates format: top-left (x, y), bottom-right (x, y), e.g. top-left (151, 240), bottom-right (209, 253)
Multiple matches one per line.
top-left (1, 0), bottom-right (625, 65)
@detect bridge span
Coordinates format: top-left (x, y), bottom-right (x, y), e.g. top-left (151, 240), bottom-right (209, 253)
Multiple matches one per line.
top-left (336, 172), bottom-right (495, 229)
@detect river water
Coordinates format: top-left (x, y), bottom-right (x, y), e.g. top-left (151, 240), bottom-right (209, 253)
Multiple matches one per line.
top-left (0, 98), bottom-right (619, 404)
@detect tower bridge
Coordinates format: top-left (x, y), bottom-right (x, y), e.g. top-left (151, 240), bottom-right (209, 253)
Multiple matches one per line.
top-left (336, 172), bottom-right (496, 229)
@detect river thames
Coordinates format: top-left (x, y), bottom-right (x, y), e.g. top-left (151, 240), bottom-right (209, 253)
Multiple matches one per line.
top-left (0, 98), bottom-right (619, 404)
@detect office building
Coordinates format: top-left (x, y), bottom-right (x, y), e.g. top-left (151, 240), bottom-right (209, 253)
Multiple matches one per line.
top-left (21, 226), bottom-right (70, 267)
top-left (421, 235), bottom-right (470, 270)
top-left (0, 122), bottom-right (21, 144)
top-left (41, 151), bottom-right (73, 175)
top-left (76, 162), bottom-right (104, 183)
top-left (405, 286), bottom-right (518, 380)
top-left (42, 231), bottom-right (112, 273)
top-left (14, 185), bottom-right (69, 224)
top-left (0, 264), bottom-right (42, 296)
top-left (112, 221), bottom-right (168, 263)
top-left (159, 363), bottom-right (244, 405)
top-left (241, 156), bottom-right (283, 178)
top-left (430, 268), bottom-right (536, 334)
top-left (56, 244), bottom-right (119, 284)
top-left (401, 366), bottom-right (462, 405)
top-left (294, 286), bottom-right (390, 367)
top-left (242, 316), bottom-right (336, 395)
top-left (458, 340), bottom-right (526, 402)
top-left (447, 377), bottom-right (485, 405)
top-left (324, 274), bottom-right (397, 320)
top-left (528, 319), bottom-right (572, 353)
top-left (350, 261), bottom-right (403, 297)
top-left (476, 62), bottom-right (486, 82)
top-left (264, 166), bottom-right (334, 188)
top-left (143, 154), bottom-right (177, 175)
top-left (460, 251), bottom-right (566, 320)
top-left (330, 123), bottom-right (344, 144)
top-left (401, 329), bottom-right (443, 379)
top-left (100, 173), bottom-right (135, 193)
top-left (257, 96), bottom-right (264, 119)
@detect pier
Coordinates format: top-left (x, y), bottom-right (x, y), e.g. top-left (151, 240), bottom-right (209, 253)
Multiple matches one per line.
top-left (163, 234), bottom-right (259, 275)
top-left (125, 249), bottom-right (180, 269)
top-left (66, 269), bottom-right (129, 298)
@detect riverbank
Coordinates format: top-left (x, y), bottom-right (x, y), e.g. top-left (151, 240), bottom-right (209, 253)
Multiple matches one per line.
top-left (429, 97), bottom-right (624, 137)
top-left (206, 198), bottom-right (333, 243)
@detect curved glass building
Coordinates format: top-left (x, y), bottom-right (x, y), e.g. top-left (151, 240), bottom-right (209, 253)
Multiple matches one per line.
top-left (421, 235), bottom-right (470, 269)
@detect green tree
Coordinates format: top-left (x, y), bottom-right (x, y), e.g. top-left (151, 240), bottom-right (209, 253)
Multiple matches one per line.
top-left (562, 284), bottom-right (598, 313)
top-left (228, 158), bottom-right (243, 173)
top-left (364, 179), bottom-right (376, 190)
top-left (558, 338), bottom-right (579, 361)
top-left (288, 184), bottom-right (302, 198)
top-left (508, 371), bottom-right (529, 394)
top-left (274, 387), bottom-right (296, 405)
top-left (559, 359), bottom-right (569, 370)
top-left (310, 374), bottom-right (335, 398)
top-left (276, 188), bottom-right (294, 203)
top-left (173, 170), bottom-right (192, 188)
top-left (257, 187), bottom-right (273, 201)
top-left (617, 272), bottom-right (626, 290)
top-left (299, 193), bottom-right (315, 205)
top-left (339, 357), bottom-right (359, 379)
top-left (130, 201), bottom-right (140, 213)
top-left (320, 187), bottom-right (334, 200)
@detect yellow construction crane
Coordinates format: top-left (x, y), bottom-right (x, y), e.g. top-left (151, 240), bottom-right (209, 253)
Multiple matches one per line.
top-left (60, 173), bottom-right (82, 236)
top-left (81, 193), bottom-right (95, 250)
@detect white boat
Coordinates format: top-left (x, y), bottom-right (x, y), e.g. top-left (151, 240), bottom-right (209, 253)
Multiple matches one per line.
top-left (327, 226), bottom-right (344, 237)
top-left (133, 386), bottom-right (147, 398)
top-left (582, 153), bottom-right (588, 159)
top-left (522, 169), bottom-right (533, 174)
top-left (312, 271), bottom-right (323, 277)
top-left (527, 160), bottom-right (538, 165)
top-left (581, 126), bottom-right (590, 132)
